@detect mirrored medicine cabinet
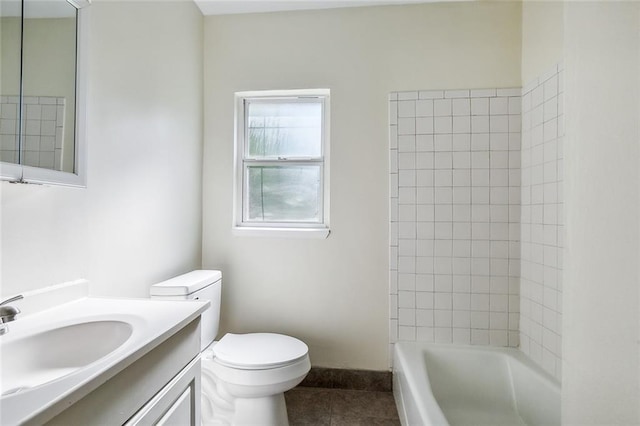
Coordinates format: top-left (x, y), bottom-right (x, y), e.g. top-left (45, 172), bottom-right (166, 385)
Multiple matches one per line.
top-left (1, 0), bottom-right (89, 187)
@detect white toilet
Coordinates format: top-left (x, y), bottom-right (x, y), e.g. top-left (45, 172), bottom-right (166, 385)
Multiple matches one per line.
top-left (150, 270), bottom-right (310, 426)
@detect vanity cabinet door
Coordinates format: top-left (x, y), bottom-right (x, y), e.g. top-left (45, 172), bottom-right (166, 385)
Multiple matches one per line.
top-left (125, 357), bottom-right (201, 426)
top-left (157, 387), bottom-right (193, 425)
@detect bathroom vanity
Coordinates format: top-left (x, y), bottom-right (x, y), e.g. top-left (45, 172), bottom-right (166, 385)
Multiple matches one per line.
top-left (0, 282), bottom-right (208, 425)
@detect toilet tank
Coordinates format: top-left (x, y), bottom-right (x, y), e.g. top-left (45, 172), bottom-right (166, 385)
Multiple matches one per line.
top-left (150, 270), bottom-right (221, 351)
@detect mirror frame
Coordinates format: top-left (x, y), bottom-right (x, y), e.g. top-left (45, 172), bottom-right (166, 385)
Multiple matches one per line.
top-left (0, 0), bottom-right (90, 187)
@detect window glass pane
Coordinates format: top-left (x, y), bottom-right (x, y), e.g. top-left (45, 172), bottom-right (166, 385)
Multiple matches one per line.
top-left (247, 165), bottom-right (321, 222)
top-left (247, 101), bottom-right (322, 158)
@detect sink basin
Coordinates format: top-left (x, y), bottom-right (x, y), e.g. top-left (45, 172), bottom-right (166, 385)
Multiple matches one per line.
top-left (1, 320), bottom-right (133, 396)
top-left (0, 292), bottom-right (208, 425)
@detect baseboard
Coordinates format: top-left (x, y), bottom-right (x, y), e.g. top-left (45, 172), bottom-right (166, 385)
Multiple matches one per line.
top-left (299, 367), bottom-right (392, 392)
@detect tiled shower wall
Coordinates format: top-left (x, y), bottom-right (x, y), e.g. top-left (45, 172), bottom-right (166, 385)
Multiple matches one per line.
top-left (519, 63), bottom-right (564, 381)
top-left (389, 88), bottom-right (522, 356)
top-left (0, 95), bottom-right (66, 169)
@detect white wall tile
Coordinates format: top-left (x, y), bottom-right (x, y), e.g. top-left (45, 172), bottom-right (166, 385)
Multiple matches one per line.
top-left (434, 116), bottom-right (453, 134)
top-left (390, 87), bottom-right (522, 350)
top-left (434, 99), bottom-right (452, 116)
top-left (419, 90), bottom-right (444, 100)
top-left (445, 89), bottom-right (470, 99)
top-left (416, 135), bottom-right (434, 152)
top-left (453, 98), bottom-right (471, 116)
top-left (471, 116), bottom-right (490, 133)
top-left (490, 134), bottom-right (509, 151)
top-left (453, 134), bottom-right (471, 152)
top-left (471, 89), bottom-right (496, 98)
top-left (453, 170), bottom-right (471, 187)
top-left (518, 64), bottom-right (563, 379)
top-left (471, 98), bottom-right (489, 115)
top-left (398, 100), bottom-right (416, 118)
top-left (490, 97), bottom-right (509, 115)
top-left (416, 100), bottom-right (434, 117)
top-left (434, 134), bottom-right (452, 151)
top-left (398, 91), bottom-right (419, 101)
top-left (416, 117), bottom-right (434, 134)
top-left (453, 116), bottom-right (471, 133)
top-left (471, 151), bottom-right (490, 169)
top-left (490, 115), bottom-right (509, 133)
top-left (398, 118), bottom-right (416, 135)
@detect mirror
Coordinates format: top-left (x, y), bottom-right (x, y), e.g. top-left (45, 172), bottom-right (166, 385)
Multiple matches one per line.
top-left (0, 0), bottom-right (89, 187)
top-left (0, 1), bottom-right (22, 166)
top-left (22, 0), bottom-right (77, 172)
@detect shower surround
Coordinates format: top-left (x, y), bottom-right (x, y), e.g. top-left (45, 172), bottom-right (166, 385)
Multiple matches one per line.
top-left (389, 64), bottom-right (564, 382)
top-left (389, 88), bottom-right (522, 357)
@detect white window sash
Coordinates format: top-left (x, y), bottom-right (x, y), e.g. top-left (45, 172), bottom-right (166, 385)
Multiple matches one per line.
top-left (243, 96), bottom-right (326, 160)
top-left (241, 161), bottom-right (325, 227)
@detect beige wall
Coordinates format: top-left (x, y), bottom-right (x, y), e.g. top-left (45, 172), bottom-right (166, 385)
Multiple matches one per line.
top-left (203, 2), bottom-right (521, 370)
top-left (563, 2), bottom-right (640, 423)
top-left (1, 17), bottom-right (21, 95)
top-left (521, 0), bottom-right (563, 84)
top-left (1, 1), bottom-right (203, 298)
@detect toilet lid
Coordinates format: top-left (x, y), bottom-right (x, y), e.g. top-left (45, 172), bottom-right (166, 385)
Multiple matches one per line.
top-left (212, 333), bottom-right (308, 369)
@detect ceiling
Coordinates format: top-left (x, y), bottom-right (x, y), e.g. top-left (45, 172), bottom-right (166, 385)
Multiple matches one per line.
top-left (193, 0), bottom-right (461, 16)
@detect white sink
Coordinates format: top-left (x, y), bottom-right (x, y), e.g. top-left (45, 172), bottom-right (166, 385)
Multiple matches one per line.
top-left (1, 320), bottom-right (133, 396)
top-left (0, 293), bottom-right (208, 425)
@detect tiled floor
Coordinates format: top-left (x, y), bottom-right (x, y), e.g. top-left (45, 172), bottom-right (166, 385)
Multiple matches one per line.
top-left (285, 386), bottom-right (401, 425)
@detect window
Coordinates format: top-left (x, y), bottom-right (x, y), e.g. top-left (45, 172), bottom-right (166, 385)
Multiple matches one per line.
top-left (233, 89), bottom-right (330, 238)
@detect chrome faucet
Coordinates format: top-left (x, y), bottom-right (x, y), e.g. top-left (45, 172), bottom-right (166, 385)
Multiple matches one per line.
top-left (0, 295), bottom-right (24, 335)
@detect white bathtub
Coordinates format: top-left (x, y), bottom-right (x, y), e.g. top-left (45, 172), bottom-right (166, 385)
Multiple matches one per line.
top-left (393, 342), bottom-right (560, 426)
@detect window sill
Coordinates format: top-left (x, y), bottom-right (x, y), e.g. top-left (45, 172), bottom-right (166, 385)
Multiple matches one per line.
top-left (232, 226), bottom-right (330, 239)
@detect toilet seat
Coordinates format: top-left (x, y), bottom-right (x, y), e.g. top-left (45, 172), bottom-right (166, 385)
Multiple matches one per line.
top-left (212, 333), bottom-right (309, 370)
top-left (202, 335), bottom-right (310, 392)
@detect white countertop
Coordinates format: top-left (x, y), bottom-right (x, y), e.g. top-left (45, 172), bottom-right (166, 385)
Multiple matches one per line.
top-left (0, 295), bottom-right (208, 425)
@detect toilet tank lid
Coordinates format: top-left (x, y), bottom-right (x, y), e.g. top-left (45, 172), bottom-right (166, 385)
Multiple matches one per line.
top-left (150, 270), bottom-right (221, 296)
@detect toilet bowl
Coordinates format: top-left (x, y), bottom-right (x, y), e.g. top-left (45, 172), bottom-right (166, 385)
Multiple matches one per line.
top-left (150, 270), bottom-right (310, 426)
top-left (201, 333), bottom-right (310, 425)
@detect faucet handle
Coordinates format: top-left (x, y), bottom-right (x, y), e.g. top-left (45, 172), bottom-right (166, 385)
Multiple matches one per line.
top-left (0, 305), bottom-right (20, 321)
top-left (0, 295), bottom-right (23, 335)
top-left (0, 295), bottom-right (23, 306)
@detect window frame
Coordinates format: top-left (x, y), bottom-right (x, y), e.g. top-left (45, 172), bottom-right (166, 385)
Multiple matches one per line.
top-left (233, 89), bottom-right (330, 238)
